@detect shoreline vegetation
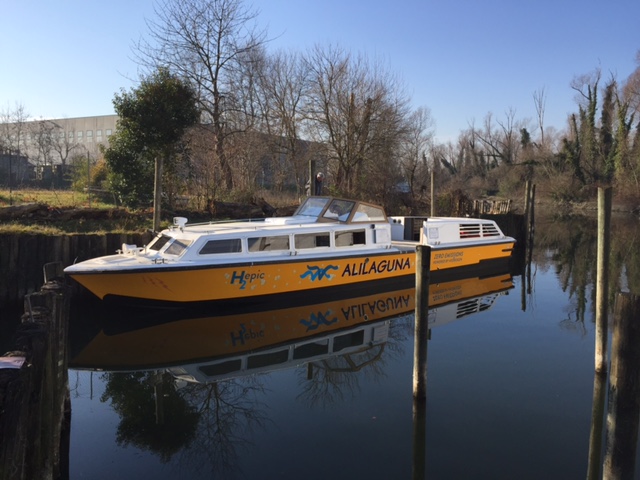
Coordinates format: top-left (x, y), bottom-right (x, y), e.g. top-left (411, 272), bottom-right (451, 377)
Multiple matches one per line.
top-left (0, 188), bottom-right (636, 235)
top-left (0, 188), bottom-right (297, 234)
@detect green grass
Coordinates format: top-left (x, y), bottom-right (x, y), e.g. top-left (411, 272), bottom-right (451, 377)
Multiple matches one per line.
top-left (0, 188), bottom-right (116, 209)
top-left (0, 188), bottom-right (151, 234)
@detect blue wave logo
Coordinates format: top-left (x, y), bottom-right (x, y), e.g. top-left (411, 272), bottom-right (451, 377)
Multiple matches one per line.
top-left (300, 311), bottom-right (338, 331)
top-left (301, 264), bottom-right (339, 281)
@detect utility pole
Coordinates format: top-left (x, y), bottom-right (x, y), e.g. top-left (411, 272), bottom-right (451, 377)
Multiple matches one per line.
top-left (87, 151), bottom-right (91, 208)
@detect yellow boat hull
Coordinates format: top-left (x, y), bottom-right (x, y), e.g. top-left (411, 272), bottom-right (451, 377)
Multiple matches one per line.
top-left (68, 241), bottom-right (513, 304)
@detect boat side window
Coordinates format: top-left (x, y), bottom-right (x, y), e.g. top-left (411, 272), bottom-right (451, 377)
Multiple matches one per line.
top-left (198, 359), bottom-right (242, 377)
top-left (335, 229), bottom-right (366, 247)
top-left (147, 234), bottom-right (172, 251)
top-left (164, 238), bottom-right (193, 256)
top-left (247, 349), bottom-right (289, 369)
top-left (199, 239), bottom-right (242, 255)
top-left (333, 330), bottom-right (365, 352)
top-left (248, 235), bottom-right (290, 252)
top-left (294, 232), bottom-right (330, 249)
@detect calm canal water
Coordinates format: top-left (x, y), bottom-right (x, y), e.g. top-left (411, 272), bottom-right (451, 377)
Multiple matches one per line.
top-left (63, 213), bottom-right (640, 479)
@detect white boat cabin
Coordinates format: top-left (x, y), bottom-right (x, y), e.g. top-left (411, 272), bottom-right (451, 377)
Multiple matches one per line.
top-left (123, 197), bottom-right (396, 265)
top-left (108, 196), bottom-right (512, 267)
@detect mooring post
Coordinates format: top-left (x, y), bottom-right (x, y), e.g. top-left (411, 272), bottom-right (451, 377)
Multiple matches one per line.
top-left (430, 170), bottom-right (435, 217)
top-left (603, 293), bottom-right (640, 479)
top-left (0, 264), bottom-right (70, 480)
top-left (523, 180), bottom-right (531, 232)
top-left (595, 187), bottom-right (612, 374)
top-left (586, 369), bottom-right (607, 480)
top-left (153, 155), bottom-right (163, 232)
top-left (412, 245), bottom-right (430, 479)
top-left (413, 245), bottom-right (430, 400)
top-left (411, 396), bottom-right (427, 480)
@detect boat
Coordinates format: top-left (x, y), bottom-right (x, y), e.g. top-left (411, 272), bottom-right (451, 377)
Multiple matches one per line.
top-left (64, 196), bottom-right (515, 307)
top-left (69, 271), bottom-right (514, 375)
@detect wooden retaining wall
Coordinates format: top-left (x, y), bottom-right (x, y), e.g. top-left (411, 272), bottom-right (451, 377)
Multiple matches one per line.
top-left (0, 232), bottom-right (152, 307)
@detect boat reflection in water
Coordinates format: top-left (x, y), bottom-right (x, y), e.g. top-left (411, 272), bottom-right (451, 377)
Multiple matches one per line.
top-left (69, 271), bottom-right (514, 381)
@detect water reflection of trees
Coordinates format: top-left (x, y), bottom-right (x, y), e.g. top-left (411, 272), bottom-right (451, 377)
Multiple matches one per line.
top-left (173, 377), bottom-right (269, 479)
top-left (99, 317), bottom-right (409, 477)
top-left (101, 370), bottom-right (268, 478)
top-left (531, 212), bottom-right (640, 325)
top-left (100, 371), bottom-right (200, 462)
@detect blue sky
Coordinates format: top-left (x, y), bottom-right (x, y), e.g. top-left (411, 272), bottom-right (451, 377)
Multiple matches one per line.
top-left (2, 0), bottom-right (639, 142)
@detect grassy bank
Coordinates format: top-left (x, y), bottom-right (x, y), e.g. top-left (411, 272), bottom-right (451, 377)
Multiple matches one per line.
top-left (0, 188), bottom-right (115, 209)
top-left (0, 188), bottom-right (152, 234)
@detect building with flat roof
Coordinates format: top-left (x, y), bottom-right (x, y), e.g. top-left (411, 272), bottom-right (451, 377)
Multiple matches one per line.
top-left (0, 115), bottom-right (118, 187)
top-left (1, 114), bottom-right (118, 164)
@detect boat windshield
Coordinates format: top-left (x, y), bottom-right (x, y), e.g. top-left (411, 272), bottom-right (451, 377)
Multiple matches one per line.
top-left (295, 197), bottom-right (330, 217)
top-left (323, 199), bottom-right (356, 221)
top-left (164, 238), bottom-right (193, 256)
top-left (147, 234), bottom-right (172, 251)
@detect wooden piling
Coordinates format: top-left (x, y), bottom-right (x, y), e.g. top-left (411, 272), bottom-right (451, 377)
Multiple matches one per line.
top-left (413, 245), bottom-right (430, 401)
top-left (430, 171), bottom-right (435, 217)
top-left (595, 187), bottom-right (612, 374)
top-left (0, 266), bottom-right (70, 480)
top-left (412, 396), bottom-right (427, 480)
top-left (603, 293), bottom-right (640, 480)
top-left (586, 370), bottom-right (607, 480)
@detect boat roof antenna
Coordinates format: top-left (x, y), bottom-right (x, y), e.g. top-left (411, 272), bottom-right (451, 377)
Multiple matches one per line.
top-left (173, 216), bottom-right (188, 232)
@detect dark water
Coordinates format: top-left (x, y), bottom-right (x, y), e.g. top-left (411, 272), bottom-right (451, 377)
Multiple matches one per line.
top-left (61, 213), bottom-right (640, 479)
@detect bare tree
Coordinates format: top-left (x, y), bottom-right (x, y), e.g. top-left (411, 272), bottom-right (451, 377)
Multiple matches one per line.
top-left (533, 87), bottom-right (546, 146)
top-left (398, 106), bottom-right (434, 196)
top-left (50, 126), bottom-right (82, 167)
top-left (134, 0), bottom-right (268, 191)
top-left (0, 103), bottom-right (30, 186)
top-left (0, 102), bottom-right (30, 156)
top-left (305, 45), bottom-right (408, 196)
top-left (475, 108), bottom-right (521, 167)
top-left (256, 50), bottom-right (312, 193)
top-left (29, 120), bottom-right (59, 171)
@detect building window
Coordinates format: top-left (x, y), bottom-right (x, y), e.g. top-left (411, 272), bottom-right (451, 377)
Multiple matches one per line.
top-left (68, 132), bottom-right (74, 139)
top-left (106, 129), bottom-right (112, 136)
top-left (86, 130), bottom-right (93, 142)
top-left (77, 131), bottom-right (83, 141)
